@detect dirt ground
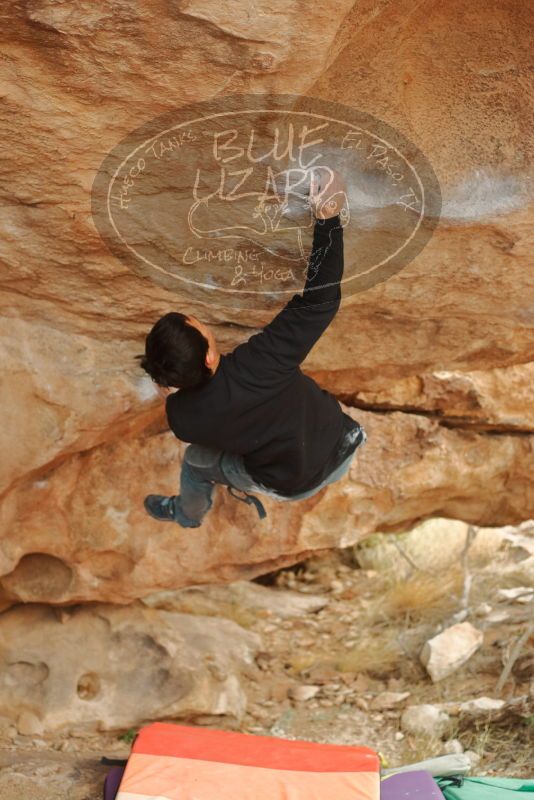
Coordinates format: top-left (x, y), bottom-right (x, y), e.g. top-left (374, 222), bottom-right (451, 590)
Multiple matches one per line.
top-left (0, 524), bottom-right (532, 798)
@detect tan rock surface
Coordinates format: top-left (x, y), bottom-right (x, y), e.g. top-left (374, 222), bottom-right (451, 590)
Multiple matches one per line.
top-left (0, 602), bottom-right (261, 733)
top-left (421, 622), bottom-right (484, 682)
top-left (314, 363), bottom-right (534, 432)
top-left (0, 407), bottom-right (532, 605)
top-left (0, 0), bottom-right (532, 603)
top-left (354, 518), bottom-right (508, 578)
top-left (142, 581), bottom-right (329, 618)
top-left (1, 0), bottom-right (531, 367)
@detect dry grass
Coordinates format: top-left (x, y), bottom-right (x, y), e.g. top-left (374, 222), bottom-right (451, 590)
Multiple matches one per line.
top-left (332, 633), bottom-right (402, 677)
top-left (397, 706), bottom-right (534, 776)
top-left (378, 572), bottom-right (463, 623)
top-left (285, 631), bottom-right (402, 678)
top-left (460, 716), bottom-right (534, 777)
top-left (398, 732), bottom-right (447, 765)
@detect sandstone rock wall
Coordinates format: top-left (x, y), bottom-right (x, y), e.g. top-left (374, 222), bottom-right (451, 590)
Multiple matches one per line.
top-left (0, 602), bottom-right (261, 732)
top-left (0, 0), bottom-right (532, 604)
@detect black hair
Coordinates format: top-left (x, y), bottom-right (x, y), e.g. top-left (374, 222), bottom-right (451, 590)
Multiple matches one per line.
top-left (137, 312), bottom-right (213, 390)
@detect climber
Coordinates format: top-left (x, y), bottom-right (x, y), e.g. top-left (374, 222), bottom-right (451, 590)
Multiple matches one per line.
top-left (138, 167), bottom-right (367, 527)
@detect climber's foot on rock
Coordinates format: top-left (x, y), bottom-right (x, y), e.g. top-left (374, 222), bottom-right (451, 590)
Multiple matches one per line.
top-left (144, 494), bottom-right (177, 521)
top-left (144, 494), bottom-right (201, 527)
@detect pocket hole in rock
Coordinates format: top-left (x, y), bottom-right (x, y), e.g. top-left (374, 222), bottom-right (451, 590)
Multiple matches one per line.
top-left (77, 671), bottom-right (101, 701)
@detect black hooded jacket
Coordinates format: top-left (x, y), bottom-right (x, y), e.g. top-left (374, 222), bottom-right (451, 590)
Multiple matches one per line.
top-left (166, 214), bottom-right (356, 496)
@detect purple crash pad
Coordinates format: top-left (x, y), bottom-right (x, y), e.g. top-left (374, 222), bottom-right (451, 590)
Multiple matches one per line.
top-left (103, 766), bottom-right (126, 800)
top-left (381, 770), bottom-right (446, 799)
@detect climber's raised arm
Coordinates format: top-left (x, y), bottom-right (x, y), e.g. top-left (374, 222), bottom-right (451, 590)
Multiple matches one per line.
top-left (231, 168), bottom-right (349, 380)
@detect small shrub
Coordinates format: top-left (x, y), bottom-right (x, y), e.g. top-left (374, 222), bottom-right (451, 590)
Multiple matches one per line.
top-left (118, 727), bottom-right (137, 744)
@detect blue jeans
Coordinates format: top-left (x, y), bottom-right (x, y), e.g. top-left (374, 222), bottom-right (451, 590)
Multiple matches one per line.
top-left (173, 426), bottom-right (367, 527)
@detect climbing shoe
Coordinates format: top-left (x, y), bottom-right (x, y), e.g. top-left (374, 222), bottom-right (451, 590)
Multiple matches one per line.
top-left (143, 494), bottom-right (201, 528)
